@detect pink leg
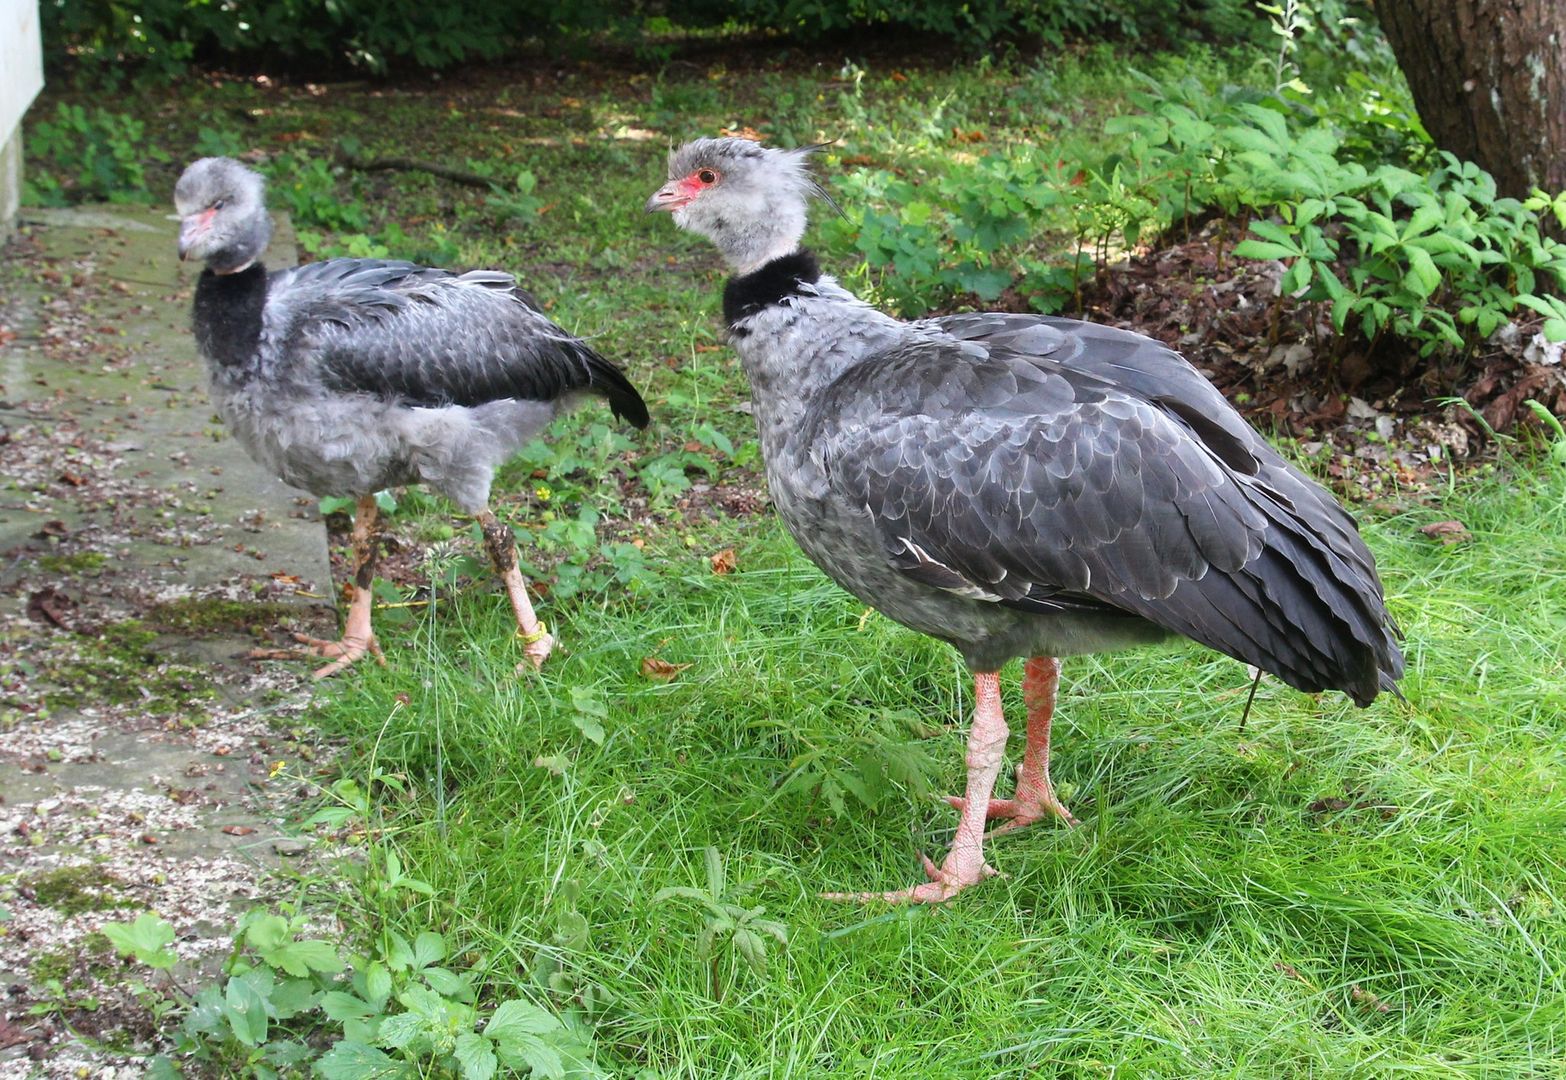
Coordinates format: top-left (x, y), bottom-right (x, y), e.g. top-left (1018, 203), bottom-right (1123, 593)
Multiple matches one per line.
top-left (826, 672), bottom-right (1008, 903)
top-left (285, 494), bottom-right (386, 678)
top-left (477, 508), bottom-right (554, 669)
top-left (946, 656), bottom-right (1078, 830)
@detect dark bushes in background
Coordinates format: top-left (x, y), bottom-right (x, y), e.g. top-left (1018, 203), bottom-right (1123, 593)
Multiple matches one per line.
top-left (41, 0), bottom-right (1261, 79)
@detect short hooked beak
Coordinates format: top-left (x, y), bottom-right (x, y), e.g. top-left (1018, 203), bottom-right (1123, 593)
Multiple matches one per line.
top-left (177, 209), bottom-right (216, 260)
top-left (645, 183), bottom-right (691, 214)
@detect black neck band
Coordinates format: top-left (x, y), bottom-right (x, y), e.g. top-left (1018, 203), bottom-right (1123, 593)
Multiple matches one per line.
top-left (722, 250), bottom-right (822, 327)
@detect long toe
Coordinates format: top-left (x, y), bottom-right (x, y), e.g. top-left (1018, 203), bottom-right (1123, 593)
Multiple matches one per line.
top-left (263, 631), bottom-right (381, 678)
top-left (943, 793), bottom-right (1078, 831)
top-left (821, 851), bottom-right (998, 905)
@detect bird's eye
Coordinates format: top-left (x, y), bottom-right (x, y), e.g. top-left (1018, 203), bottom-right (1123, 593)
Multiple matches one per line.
top-left (213, 198), bottom-right (227, 211)
top-left (697, 169), bottom-right (718, 185)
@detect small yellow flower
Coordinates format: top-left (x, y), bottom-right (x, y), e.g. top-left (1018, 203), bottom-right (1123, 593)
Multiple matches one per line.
top-left (268, 760), bottom-right (288, 779)
top-left (534, 485), bottom-right (553, 502)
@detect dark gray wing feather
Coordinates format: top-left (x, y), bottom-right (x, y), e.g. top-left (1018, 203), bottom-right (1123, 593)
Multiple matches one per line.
top-left (810, 321), bottom-right (1403, 705)
top-left (263, 259), bottom-right (648, 427)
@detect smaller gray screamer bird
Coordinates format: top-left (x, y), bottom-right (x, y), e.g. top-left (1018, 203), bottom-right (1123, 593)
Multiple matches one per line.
top-left (648, 138), bottom-right (1403, 903)
top-left (176, 156), bottom-right (648, 677)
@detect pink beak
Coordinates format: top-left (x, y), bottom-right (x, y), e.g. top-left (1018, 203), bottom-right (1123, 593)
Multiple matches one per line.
top-left (645, 179), bottom-right (699, 213)
top-left (177, 208), bottom-right (217, 260)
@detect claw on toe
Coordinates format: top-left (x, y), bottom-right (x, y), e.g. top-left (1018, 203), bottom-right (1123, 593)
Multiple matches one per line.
top-left (943, 790), bottom-right (1079, 832)
top-left (822, 852), bottom-right (998, 905)
top-left (258, 631), bottom-right (386, 679)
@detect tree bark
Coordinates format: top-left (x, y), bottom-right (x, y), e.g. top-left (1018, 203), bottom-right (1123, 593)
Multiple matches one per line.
top-left (1379, 0), bottom-right (1565, 198)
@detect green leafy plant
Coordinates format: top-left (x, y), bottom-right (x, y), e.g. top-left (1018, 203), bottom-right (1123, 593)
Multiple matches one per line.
top-left (103, 901), bottom-right (601, 1077)
top-left (102, 912), bottom-right (179, 969)
top-left (23, 103), bottom-right (162, 205)
top-left (654, 848), bottom-right (788, 999)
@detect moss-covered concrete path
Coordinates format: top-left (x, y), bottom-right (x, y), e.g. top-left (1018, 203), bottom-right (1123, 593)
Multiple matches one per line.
top-left (0, 206), bottom-right (338, 1074)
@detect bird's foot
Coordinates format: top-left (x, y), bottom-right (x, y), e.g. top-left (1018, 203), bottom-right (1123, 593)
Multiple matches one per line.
top-left (823, 850), bottom-right (998, 904)
top-left (943, 786), bottom-right (1079, 834)
top-left (281, 631), bottom-right (386, 679)
top-left (514, 623), bottom-right (555, 673)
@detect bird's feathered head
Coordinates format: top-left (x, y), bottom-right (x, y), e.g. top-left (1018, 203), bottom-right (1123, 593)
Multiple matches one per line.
top-left (647, 137), bottom-right (835, 273)
top-left (173, 157), bottom-right (272, 274)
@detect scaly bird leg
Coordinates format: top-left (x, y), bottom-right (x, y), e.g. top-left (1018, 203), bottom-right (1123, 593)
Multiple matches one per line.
top-left (826, 672), bottom-right (1008, 903)
top-left (944, 655), bottom-right (1078, 830)
top-left (477, 507), bottom-right (554, 669)
top-left (287, 493), bottom-right (386, 678)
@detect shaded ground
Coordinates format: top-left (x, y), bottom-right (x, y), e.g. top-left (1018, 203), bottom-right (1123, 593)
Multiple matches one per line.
top-left (0, 208), bottom-right (336, 1073)
top-left (1072, 220), bottom-right (1566, 498)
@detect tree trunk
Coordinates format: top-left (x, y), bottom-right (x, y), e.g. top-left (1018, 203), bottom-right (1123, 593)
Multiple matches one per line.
top-left (1379, 0), bottom-right (1566, 199)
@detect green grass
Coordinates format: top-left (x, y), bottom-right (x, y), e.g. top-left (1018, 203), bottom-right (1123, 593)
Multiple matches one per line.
top-left (302, 454), bottom-right (1566, 1077)
top-left (28, 36), bottom-right (1566, 1077)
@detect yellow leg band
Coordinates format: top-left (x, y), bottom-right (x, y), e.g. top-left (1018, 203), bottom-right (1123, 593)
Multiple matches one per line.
top-left (518, 623), bottom-right (550, 645)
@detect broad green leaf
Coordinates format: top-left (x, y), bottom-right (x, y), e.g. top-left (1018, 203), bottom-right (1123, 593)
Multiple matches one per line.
top-left (102, 913), bottom-right (177, 969)
top-left (485, 999), bottom-right (563, 1042)
top-left (571, 712), bottom-right (605, 745)
top-left (455, 1032), bottom-right (498, 1080)
top-left (1403, 202), bottom-right (1444, 239)
top-left (423, 966), bottom-right (475, 1001)
top-left (183, 984), bottom-right (227, 1037)
top-left (412, 931), bottom-right (446, 969)
top-left (316, 1040), bottom-right (408, 1080)
top-left (376, 1011), bottom-right (425, 1051)
top-left (321, 991), bottom-right (380, 1021)
top-left (224, 974), bottom-right (270, 1047)
top-left (266, 938), bottom-right (344, 978)
top-left (1403, 246), bottom-right (1441, 298)
top-left (365, 962), bottom-right (393, 1007)
top-left (1231, 239), bottom-right (1297, 262)
top-left (384, 931), bottom-right (416, 971)
top-left (1315, 262), bottom-right (1346, 301)
top-left (269, 976), bottom-right (319, 1020)
top-left (733, 927), bottom-right (767, 973)
top-left (499, 1037), bottom-right (565, 1080)
top-left (568, 686), bottom-right (608, 718)
top-left (1280, 258), bottom-right (1311, 295)
top-left (243, 914), bottom-right (290, 952)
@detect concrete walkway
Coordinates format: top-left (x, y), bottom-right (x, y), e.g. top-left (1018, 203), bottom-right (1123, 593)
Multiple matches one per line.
top-left (0, 206), bottom-right (337, 1074)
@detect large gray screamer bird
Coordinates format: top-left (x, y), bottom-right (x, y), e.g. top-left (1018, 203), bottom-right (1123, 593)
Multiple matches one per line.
top-left (648, 137), bottom-right (1403, 903)
top-left (176, 156), bottom-right (648, 677)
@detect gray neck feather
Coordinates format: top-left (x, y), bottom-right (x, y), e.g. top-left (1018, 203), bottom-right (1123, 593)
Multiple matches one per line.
top-left (211, 212), bottom-right (273, 274)
top-left (687, 195), bottom-right (808, 274)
